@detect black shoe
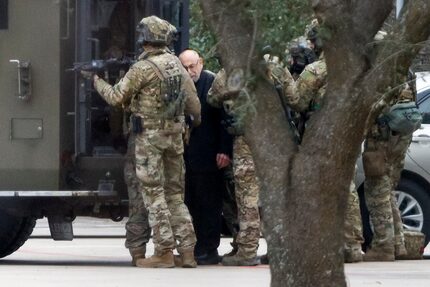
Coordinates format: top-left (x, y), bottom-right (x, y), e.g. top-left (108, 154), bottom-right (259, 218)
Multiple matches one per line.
top-left (195, 250), bottom-right (220, 265)
top-left (259, 254), bottom-right (269, 264)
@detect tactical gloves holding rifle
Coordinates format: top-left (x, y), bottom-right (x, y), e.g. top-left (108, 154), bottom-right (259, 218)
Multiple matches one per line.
top-left (69, 57), bottom-right (135, 80)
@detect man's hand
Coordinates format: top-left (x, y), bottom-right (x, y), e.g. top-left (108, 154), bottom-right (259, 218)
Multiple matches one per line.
top-left (216, 153), bottom-right (231, 169)
top-left (80, 70), bottom-right (94, 80)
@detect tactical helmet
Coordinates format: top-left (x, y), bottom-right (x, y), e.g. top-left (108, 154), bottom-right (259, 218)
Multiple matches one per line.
top-left (305, 18), bottom-right (323, 57)
top-left (136, 16), bottom-right (177, 45)
top-left (305, 19), bottom-right (319, 41)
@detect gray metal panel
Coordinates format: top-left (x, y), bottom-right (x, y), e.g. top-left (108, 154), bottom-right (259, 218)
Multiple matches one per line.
top-left (10, 118), bottom-right (43, 140)
top-left (0, 0), bottom-right (61, 190)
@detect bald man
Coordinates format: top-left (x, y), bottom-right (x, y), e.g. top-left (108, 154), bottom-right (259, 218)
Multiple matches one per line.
top-left (179, 49), bottom-right (233, 265)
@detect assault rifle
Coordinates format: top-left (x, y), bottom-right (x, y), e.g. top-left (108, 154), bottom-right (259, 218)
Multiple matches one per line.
top-left (274, 82), bottom-right (302, 145)
top-left (68, 57), bottom-right (135, 78)
top-left (262, 45), bottom-right (302, 144)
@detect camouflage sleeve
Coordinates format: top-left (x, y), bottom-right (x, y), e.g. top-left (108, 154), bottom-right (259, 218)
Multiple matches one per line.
top-left (93, 64), bottom-right (146, 107)
top-left (182, 71), bottom-right (201, 127)
top-left (269, 64), bottom-right (303, 111)
top-left (288, 60), bottom-right (327, 112)
top-left (371, 83), bottom-right (414, 117)
top-left (398, 83), bottom-right (414, 102)
top-left (207, 69), bottom-right (229, 108)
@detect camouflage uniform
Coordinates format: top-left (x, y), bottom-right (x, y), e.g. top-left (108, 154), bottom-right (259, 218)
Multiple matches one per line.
top-left (278, 55), bottom-right (327, 113)
top-left (124, 134), bottom-right (151, 257)
top-left (279, 55), bottom-right (364, 259)
top-left (363, 86), bottom-right (414, 258)
top-left (344, 175), bottom-right (365, 261)
top-left (207, 69), bottom-right (261, 265)
top-left (101, 5), bottom-right (150, 262)
top-left (232, 136), bottom-right (261, 259)
top-left (94, 46), bottom-right (201, 260)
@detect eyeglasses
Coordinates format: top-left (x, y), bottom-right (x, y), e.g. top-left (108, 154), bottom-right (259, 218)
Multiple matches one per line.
top-left (183, 59), bottom-right (200, 71)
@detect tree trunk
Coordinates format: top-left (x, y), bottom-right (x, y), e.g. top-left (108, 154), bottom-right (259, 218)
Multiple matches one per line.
top-left (199, 0), bottom-right (430, 286)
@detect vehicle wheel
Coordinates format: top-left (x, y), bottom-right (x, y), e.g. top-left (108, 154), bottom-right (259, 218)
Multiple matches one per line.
top-left (0, 209), bottom-right (36, 258)
top-left (396, 179), bottom-right (430, 246)
top-left (360, 178), bottom-right (430, 248)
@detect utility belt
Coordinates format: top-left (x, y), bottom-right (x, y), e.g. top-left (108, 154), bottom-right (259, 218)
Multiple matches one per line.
top-left (129, 114), bottom-right (185, 134)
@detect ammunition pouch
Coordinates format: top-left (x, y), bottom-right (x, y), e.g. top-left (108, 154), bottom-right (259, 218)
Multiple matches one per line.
top-left (139, 116), bottom-right (185, 134)
top-left (362, 150), bottom-right (386, 177)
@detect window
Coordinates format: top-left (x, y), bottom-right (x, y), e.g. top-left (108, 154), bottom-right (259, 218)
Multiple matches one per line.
top-left (418, 92), bottom-right (430, 124)
top-left (162, 1), bottom-right (182, 28)
top-left (0, 0), bottom-right (8, 29)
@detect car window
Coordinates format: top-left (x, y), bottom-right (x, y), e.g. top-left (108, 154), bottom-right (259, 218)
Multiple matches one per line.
top-left (418, 92), bottom-right (430, 124)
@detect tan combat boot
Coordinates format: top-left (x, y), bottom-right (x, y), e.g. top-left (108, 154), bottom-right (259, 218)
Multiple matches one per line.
top-left (221, 249), bottom-right (259, 266)
top-left (174, 254), bottom-right (183, 267)
top-left (344, 248), bottom-right (363, 263)
top-left (222, 254), bottom-right (259, 266)
top-left (173, 250), bottom-right (197, 268)
top-left (180, 250), bottom-right (197, 268)
top-left (135, 250), bottom-right (175, 268)
top-left (344, 244), bottom-right (363, 263)
top-left (395, 244), bottom-right (408, 260)
top-left (363, 247), bottom-right (395, 262)
top-left (129, 247), bottom-right (146, 266)
top-left (223, 243), bottom-right (238, 257)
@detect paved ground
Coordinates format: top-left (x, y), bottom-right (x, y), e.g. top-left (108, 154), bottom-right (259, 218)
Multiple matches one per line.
top-left (0, 217), bottom-right (428, 287)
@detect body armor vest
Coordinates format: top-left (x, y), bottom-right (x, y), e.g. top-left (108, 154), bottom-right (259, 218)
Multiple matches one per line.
top-left (129, 52), bottom-right (185, 123)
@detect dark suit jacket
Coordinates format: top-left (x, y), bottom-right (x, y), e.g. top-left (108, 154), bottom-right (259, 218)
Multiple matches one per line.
top-left (184, 70), bottom-right (233, 173)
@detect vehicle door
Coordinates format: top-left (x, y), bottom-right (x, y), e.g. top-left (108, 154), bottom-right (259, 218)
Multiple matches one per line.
top-left (407, 89), bottom-right (430, 177)
top-left (0, 0), bottom-right (61, 190)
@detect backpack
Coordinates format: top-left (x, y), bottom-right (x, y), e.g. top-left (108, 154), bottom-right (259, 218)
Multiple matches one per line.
top-left (384, 101), bottom-right (422, 135)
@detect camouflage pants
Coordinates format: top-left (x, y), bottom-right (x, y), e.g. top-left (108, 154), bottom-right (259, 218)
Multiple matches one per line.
top-left (390, 134), bottom-right (413, 248)
top-left (364, 131), bottom-right (412, 250)
top-left (344, 178), bottom-right (364, 251)
top-left (233, 136), bottom-right (260, 258)
top-left (135, 130), bottom-right (196, 255)
top-left (222, 164), bottom-right (239, 240)
top-left (124, 135), bottom-right (151, 250)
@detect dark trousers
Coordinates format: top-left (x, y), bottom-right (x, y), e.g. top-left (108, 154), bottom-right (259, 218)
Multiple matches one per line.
top-left (185, 170), bottom-right (224, 256)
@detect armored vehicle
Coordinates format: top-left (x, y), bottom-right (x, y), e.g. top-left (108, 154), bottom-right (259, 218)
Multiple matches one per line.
top-left (0, 0), bottom-right (189, 258)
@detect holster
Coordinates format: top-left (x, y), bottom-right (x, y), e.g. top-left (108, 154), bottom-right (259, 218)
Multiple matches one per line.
top-left (130, 115), bottom-right (143, 134)
top-left (362, 150), bottom-right (386, 177)
top-left (376, 117), bottom-right (390, 141)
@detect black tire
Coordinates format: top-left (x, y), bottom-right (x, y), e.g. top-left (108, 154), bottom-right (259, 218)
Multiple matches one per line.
top-left (360, 178), bottom-right (430, 249)
top-left (0, 209), bottom-right (36, 258)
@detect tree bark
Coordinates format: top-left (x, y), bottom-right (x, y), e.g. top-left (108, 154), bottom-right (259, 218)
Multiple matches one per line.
top-left (199, 0), bottom-right (430, 286)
